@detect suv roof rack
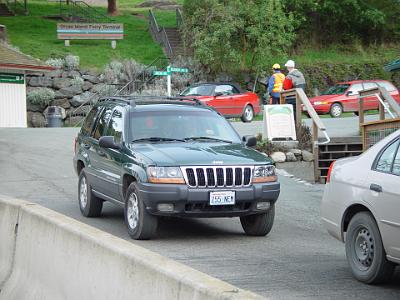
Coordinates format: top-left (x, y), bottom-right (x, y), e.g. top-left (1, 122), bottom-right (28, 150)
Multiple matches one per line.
top-left (98, 96), bottom-right (206, 108)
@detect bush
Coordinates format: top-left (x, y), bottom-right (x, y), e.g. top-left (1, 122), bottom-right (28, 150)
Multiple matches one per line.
top-left (297, 123), bottom-right (312, 150)
top-left (45, 58), bottom-right (64, 68)
top-left (255, 134), bottom-right (288, 154)
top-left (71, 76), bottom-right (84, 87)
top-left (27, 88), bottom-right (55, 106)
top-left (65, 55), bottom-right (80, 70)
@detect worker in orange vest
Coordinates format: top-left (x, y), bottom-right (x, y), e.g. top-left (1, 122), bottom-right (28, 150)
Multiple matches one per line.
top-left (268, 63), bottom-right (285, 104)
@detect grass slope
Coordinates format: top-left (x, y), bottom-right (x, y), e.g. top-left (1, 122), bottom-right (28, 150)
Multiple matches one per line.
top-left (0, 0), bottom-right (183, 68)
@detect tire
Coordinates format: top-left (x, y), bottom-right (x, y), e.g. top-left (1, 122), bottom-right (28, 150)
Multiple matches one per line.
top-left (329, 103), bottom-right (343, 118)
top-left (124, 182), bottom-right (158, 240)
top-left (78, 169), bottom-right (103, 217)
top-left (240, 205), bottom-right (275, 236)
top-left (345, 212), bottom-right (395, 284)
top-left (241, 105), bottom-right (254, 123)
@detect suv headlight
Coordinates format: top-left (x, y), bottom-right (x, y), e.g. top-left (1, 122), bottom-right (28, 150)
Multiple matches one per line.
top-left (147, 166), bottom-right (185, 184)
top-left (252, 165), bottom-right (277, 183)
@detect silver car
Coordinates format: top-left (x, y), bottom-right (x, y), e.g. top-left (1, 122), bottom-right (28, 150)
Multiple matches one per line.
top-left (321, 129), bottom-right (400, 284)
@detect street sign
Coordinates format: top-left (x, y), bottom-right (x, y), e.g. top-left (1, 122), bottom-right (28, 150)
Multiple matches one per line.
top-left (153, 71), bottom-right (170, 76)
top-left (169, 67), bottom-right (189, 73)
top-left (0, 73), bottom-right (24, 84)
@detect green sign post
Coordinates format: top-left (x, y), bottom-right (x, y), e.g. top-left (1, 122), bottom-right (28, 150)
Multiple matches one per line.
top-left (152, 66), bottom-right (190, 96)
top-left (0, 73), bottom-right (24, 84)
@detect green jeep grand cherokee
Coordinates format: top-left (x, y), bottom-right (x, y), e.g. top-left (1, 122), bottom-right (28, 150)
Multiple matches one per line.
top-left (73, 97), bottom-right (280, 239)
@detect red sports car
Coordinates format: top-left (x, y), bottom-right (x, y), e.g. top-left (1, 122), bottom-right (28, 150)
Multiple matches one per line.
top-left (180, 83), bottom-right (261, 122)
top-left (306, 80), bottom-right (400, 118)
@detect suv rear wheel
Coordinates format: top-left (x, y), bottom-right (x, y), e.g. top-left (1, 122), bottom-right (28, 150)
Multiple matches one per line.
top-left (345, 212), bottom-right (395, 284)
top-left (240, 205), bottom-right (275, 236)
top-left (78, 169), bottom-right (103, 217)
top-left (124, 182), bottom-right (158, 240)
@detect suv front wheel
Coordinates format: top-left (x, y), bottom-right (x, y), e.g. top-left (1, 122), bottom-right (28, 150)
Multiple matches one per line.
top-left (124, 182), bottom-right (158, 240)
top-left (78, 169), bottom-right (103, 217)
top-left (240, 205), bottom-right (275, 236)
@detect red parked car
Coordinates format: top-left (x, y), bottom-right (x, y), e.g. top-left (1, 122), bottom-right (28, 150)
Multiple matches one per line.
top-left (306, 80), bottom-right (400, 118)
top-left (180, 83), bottom-right (261, 122)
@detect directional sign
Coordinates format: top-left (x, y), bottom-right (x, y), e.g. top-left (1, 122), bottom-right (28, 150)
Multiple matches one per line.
top-left (0, 73), bottom-right (24, 84)
top-left (153, 70), bottom-right (170, 76)
top-left (169, 67), bottom-right (189, 73)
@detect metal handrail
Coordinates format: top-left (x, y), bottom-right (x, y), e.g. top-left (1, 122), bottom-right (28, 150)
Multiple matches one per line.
top-left (160, 28), bottom-right (173, 57)
top-left (4, 0), bottom-right (26, 15)
top-left (149, 9), bottom-right (175, 57)
top-left (176, 8), bottom-right (183, 28)
top-left (59, 0), bottom-right (113, 23)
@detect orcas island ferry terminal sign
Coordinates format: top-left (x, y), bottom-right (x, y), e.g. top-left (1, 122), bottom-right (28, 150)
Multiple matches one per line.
top-left (57, 23), bottom-right (124, 48)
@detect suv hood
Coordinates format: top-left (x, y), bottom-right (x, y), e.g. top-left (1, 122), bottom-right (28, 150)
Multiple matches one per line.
top-left (131, 143), bottom-right (272, 166)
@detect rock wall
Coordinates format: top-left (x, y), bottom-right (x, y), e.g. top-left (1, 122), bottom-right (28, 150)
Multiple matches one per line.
top-left (26, 68), bottom-right (108, 127)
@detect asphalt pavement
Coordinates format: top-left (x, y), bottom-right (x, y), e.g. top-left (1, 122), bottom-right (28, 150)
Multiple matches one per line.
top-left (231, 114), bottom-right (383, 138)
top-left (0, 127), bottom-right (399, 299)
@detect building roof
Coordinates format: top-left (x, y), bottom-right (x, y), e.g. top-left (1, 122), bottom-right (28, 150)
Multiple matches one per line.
top-left (0, 42), bottom-right (54, 72)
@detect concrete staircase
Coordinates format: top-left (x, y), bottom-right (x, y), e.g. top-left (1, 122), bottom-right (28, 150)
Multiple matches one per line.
top-left (0, 3), bottom-right (13, 16)
top-left (318, 137), bottom-right (363, 183)
top-left (164, 27), bottom-right (184, 56)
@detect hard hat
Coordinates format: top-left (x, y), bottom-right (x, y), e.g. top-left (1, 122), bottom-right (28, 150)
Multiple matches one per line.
top-left (272, 63), bottom-right (280, 69)
top-left (285, 60), bottom-right (295, 68)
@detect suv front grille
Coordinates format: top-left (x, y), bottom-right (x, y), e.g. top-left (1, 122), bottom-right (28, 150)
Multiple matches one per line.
top-left (181, 166), bottom-right (253, 188)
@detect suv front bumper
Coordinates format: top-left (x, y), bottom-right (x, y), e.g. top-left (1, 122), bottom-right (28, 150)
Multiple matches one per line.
top-left (137, 181), bottom-right (280, 218)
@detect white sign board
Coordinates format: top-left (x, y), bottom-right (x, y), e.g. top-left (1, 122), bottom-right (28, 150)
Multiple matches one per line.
top-left (263, 105), bottom-right (296, 141)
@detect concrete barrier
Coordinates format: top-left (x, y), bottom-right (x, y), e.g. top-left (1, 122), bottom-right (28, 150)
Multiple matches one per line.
top-left (0, 197), bottom-right (265, 300)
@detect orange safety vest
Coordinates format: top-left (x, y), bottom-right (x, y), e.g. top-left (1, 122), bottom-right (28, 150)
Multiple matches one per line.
top-left (272, 73), bottom-right (285, 93)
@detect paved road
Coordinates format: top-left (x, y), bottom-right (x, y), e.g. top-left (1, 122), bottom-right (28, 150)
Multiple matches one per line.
top-left (232, 114), bottom-right (383, 138)
top-left (0, 128), bottom-right (399, 299)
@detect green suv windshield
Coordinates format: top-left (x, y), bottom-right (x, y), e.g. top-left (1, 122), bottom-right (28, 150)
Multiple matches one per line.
top-left (130, 110), bottom-right (241, 143)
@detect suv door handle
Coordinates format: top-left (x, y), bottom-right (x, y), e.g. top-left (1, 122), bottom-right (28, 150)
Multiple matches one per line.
top-left (370, 184), bottom-right (383, 193)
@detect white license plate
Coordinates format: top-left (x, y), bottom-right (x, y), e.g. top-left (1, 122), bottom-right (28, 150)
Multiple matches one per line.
top-left (209, 191), bottom-right (235, 206)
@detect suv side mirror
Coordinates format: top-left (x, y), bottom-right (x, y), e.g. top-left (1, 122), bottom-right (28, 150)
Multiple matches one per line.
top-left (242, 135), bottom-right (257, 148)
top-left (99, 136), bottom-right (121, 150)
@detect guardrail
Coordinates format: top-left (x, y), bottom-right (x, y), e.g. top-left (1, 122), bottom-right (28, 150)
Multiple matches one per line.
top-left (280, 88), bottom-right (330, 182)
top-left (358, 86), bottom-right (400, 150)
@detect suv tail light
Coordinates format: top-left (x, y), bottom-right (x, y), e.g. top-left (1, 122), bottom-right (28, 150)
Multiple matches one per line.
top-left (326, 161), bottom-right (336, 183)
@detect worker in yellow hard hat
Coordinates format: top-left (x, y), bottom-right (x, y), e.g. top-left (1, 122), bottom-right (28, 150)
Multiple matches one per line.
top-left (268, 63), bottom-right (285, 104)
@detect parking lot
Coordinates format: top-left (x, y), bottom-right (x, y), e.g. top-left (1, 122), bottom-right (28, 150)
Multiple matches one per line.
top-left (0, 127), bottom-right (399, 299)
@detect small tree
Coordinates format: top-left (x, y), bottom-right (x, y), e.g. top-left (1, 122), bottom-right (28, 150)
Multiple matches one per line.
top-left (182, 0), bottom-right (295, 74)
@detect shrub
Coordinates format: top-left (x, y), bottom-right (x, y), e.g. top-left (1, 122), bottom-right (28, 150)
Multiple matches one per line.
top-left (255, 134), bottom-right (288, 154)
top-left (65, 55), bottom-right (80, 70)
top-left (45, 58), bottom-right (64, 68)
top-left (27, 88), bottom-right (55, 106)
top-left (71, 76), bottom-right (84, 87)
top-left (297, 123), bottom-right (312, 150)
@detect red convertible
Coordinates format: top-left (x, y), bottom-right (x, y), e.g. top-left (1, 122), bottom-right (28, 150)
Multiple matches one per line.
top-left (306, 80), bottom-right (400, 118)
top-left (180, 83), bottom-right (261, 122)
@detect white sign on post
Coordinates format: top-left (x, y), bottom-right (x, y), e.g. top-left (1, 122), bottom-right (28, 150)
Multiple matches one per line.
top-left (263, 105), bottom-right (297, 141)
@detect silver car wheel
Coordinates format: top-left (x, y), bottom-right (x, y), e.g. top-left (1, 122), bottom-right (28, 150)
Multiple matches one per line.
top-left (79, 176), bottom-right (88, 209)
top-left (127, 192), bottom-right (139, 230)
top-left (353, 226), bottom-right (374, 270)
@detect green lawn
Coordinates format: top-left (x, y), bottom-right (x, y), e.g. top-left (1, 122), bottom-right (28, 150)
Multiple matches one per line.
top-left (0, 0), bottom-right (182, 69)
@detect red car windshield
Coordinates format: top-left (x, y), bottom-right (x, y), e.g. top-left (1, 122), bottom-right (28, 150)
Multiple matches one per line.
top-left (321, 84), bottom-right (350, 95)
top-left (181, 85), bottom-right (214, 96)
